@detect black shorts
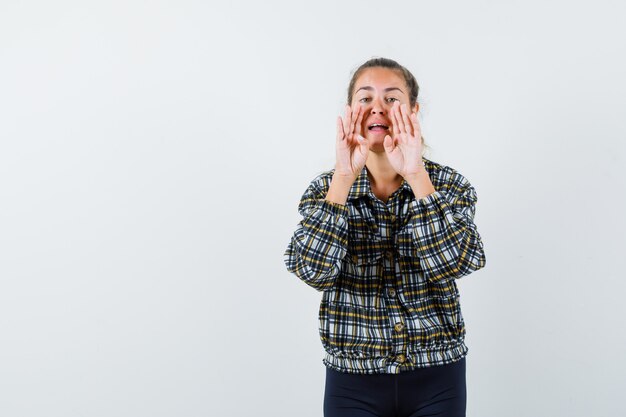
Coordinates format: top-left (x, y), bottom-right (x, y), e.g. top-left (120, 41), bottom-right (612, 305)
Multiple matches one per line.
top-left (323, 357), bottom-right (466, 417)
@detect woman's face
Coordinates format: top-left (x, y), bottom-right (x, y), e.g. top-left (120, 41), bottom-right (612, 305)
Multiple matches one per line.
top-left (350, 67), bottom-right (419, 149)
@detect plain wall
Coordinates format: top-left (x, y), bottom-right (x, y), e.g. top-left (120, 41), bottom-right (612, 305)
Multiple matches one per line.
top-left (1, 1), bottom-right (625, 416)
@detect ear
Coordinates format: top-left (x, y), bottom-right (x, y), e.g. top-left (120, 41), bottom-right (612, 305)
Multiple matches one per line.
top-left (413, 103), bottom-right (420, 113)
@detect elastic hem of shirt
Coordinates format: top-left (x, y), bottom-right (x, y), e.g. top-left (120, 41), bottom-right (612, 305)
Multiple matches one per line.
top-left (316, 199), bottom-right (349, 219)
top-left (321, 340), bottom-right (468, 375)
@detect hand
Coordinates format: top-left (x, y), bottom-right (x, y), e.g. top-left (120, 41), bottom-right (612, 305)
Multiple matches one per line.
top-left (383, 101), bottom-right (425, 178)
top-left (334, 104), bottom-right (369, 179)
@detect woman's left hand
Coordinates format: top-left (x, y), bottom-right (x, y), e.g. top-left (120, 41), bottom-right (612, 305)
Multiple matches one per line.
top-left (383, 101), bottom-right (425, 178)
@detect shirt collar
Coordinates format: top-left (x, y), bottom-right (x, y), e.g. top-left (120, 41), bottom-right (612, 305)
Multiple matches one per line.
top-left (345, 157), bottom-right (437, 201)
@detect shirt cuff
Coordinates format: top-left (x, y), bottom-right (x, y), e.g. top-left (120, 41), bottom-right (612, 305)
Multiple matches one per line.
top-left (408, 190), bottom-right (445, 214)
top-left (315, 199), bottom-right (350, 219)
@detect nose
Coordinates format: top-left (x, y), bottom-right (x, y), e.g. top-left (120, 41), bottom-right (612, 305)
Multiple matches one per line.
top-left (369, 96), bottom-right (388, 115)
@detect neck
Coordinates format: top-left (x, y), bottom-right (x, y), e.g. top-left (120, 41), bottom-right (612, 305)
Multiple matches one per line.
top-left (365, 150), bottom-right (402, 188)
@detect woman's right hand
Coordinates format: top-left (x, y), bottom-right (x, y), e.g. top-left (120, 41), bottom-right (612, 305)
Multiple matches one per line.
top-left (334, 104), bottom-right (369, 179)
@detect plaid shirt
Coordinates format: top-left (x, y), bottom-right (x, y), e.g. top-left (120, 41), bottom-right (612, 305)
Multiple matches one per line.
top-left (283, 157), bottom-right (486, 374)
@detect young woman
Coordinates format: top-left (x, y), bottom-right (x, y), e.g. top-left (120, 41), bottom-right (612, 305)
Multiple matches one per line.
top-left (284, 57), bottom-right (487, 417)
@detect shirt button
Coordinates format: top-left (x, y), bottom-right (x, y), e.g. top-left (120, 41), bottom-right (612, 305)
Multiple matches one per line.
top-left (390, 214), bottom-right (396, 223)
top-left (385, 250), bottom-right (393, 260)
top-left (396, 354), bottom-right (406, 363)
top-left (394, 322), bottom-right (404, 332)
top-left (352, 254), bottom-right (358, 263)
top-left (387, 288), bottom-right (396, 297)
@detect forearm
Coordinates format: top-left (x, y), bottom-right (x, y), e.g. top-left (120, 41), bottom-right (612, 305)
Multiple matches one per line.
top-left (284, 174), bottom-right (351, 291)
top-left (402, 172), bottom-right (486, 283)
top-left (325, 173), bottom-right (355, 206)
top-left (404, 166), bottom-right (436, 200)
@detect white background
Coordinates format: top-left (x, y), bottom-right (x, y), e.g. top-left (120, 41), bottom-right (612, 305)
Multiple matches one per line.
top-left (1, 1), bottom-right (625, 416)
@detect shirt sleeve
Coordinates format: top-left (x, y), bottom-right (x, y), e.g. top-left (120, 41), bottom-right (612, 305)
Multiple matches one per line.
top-left (404, 172), bottom-right (486, 284)
top-left (283, 176), bottom-right (350, 292)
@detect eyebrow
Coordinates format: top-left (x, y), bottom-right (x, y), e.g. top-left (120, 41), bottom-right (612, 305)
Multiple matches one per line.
top-left (355, 86), bottom-right (404, 94)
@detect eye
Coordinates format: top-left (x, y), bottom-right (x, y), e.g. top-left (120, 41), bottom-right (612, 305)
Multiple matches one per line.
top-left (359, 97), bottom-right (399, 103)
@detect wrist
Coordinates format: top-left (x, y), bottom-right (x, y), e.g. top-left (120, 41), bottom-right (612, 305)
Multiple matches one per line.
top-left (403, 165), bottom-right (428, 182)
top-left (326, 172), bottom-right (355, 206)
top-left (332, 171), bottom-right (358, 184)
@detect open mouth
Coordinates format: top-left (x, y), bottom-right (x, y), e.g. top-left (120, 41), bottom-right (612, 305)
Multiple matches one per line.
top-left (368, 123), bottom-right (389, 131)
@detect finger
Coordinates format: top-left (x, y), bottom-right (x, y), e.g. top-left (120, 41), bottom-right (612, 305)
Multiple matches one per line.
top-left (388, 102), bottom-right (398, 137)
top-left (358, 135), bottom-right (370, 157)
top-left (396, 102), bottom-right (407, 135)
top-left (336, 116), bottom-right (345, 142)
top-left (349, 104), bottom-right (359, 137)
top-left (410, 111), bottom-right (421, 139)
top-left (391, 101), bottom-right (403, 136)
top-left (401, 104), bottom-right (413, 137)
top-left (343, 104), bottom-right (351, 139)
top-left (383, 134), bottom-right (394, 153)
top-left (354, 104), bottom-right (365, 137)
top-left (352, 106), bottom-right (363, 146)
